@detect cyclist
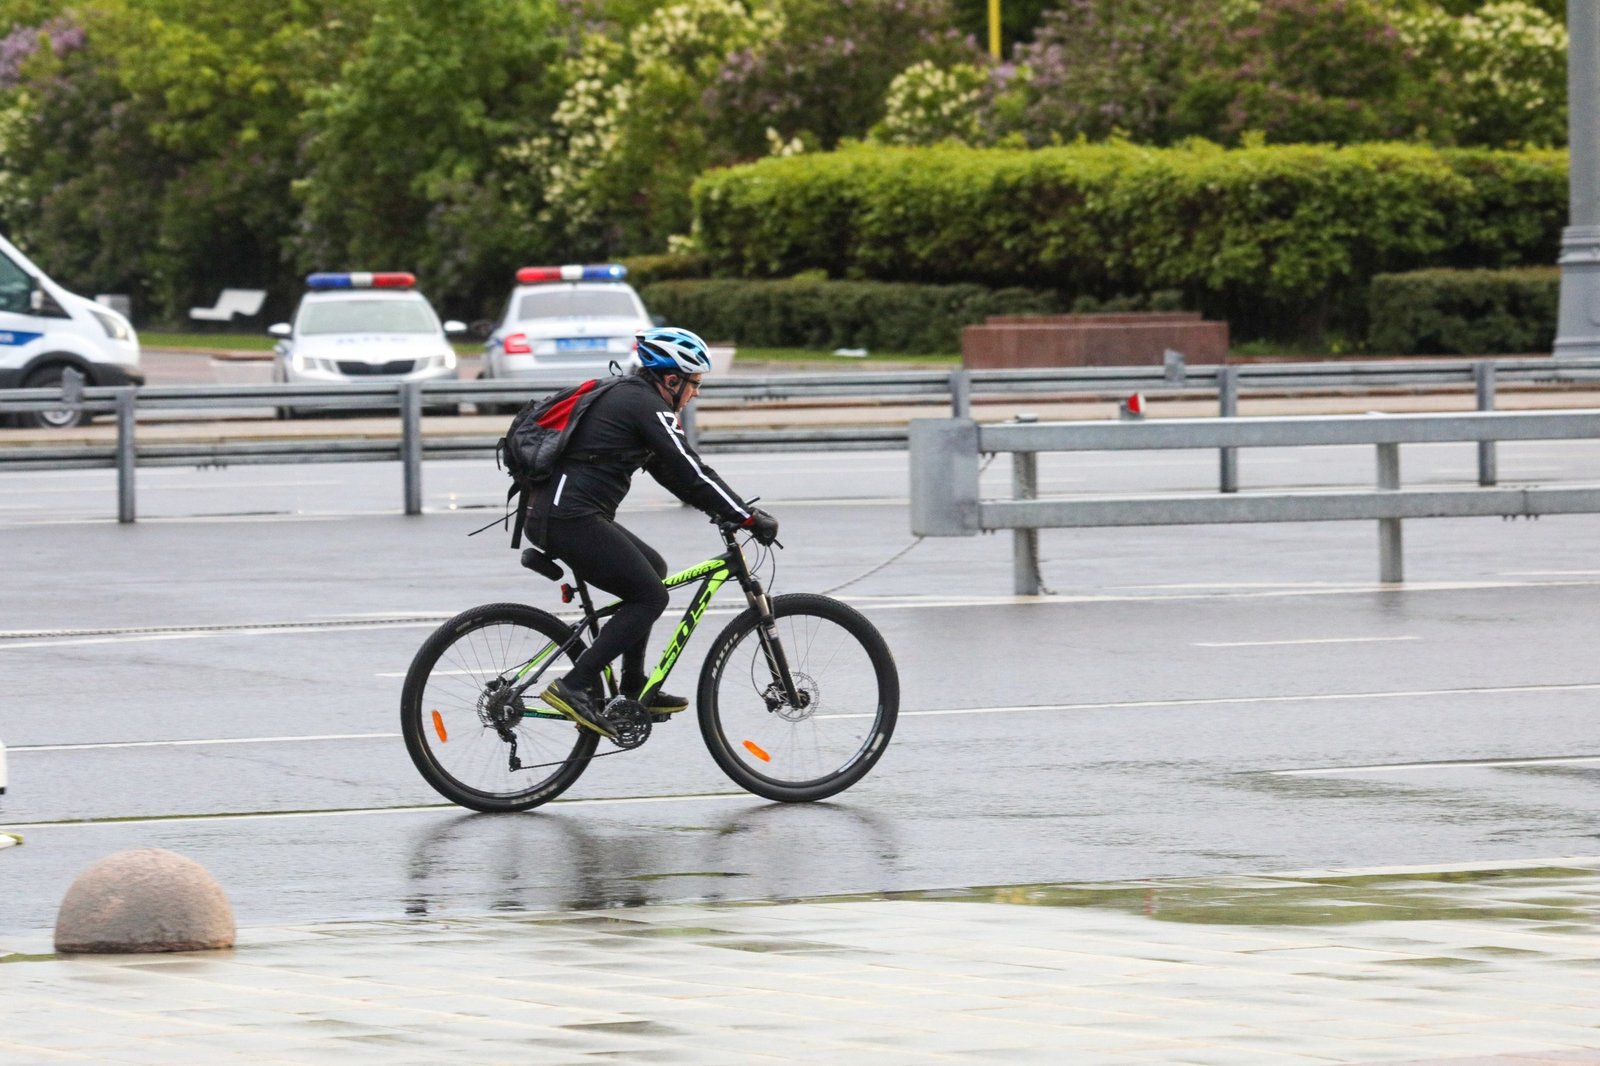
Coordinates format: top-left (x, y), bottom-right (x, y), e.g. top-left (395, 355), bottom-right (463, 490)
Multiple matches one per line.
top-left (530, 326), bottom-right (779, 738)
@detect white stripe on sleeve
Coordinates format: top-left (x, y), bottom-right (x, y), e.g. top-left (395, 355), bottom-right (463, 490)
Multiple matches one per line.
top-left (654, 411), bottom-right (748, 518)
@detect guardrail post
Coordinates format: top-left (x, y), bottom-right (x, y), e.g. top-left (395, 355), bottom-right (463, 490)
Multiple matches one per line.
top-left (681, 402), bottom-right (699, 450)
top-left (1475, 361), bottom-right (1497, 486)
top-left (401, 382), bottom-right (422, 516)
top-left (1376, 442), bottom-right (1403, 583)
top-left (909, 419), bottom-right (980, 536)
top-left (949, 369), bottom-right (971, 419)
top-left (1011, 414), bottom-right (1040, 595)
top-left (115, 387), bottom-right (136, 524)
top-left (1218, 366), bottom-right (1239, 493)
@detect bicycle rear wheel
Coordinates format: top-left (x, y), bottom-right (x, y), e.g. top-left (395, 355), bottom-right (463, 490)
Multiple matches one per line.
top-left (402, 602), bottom-right (598, 813)
top-left (698, 593), bottom-right (898, 802)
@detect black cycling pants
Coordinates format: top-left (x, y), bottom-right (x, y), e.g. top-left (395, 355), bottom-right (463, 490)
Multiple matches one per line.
top-left (543, 515), bottom-right (669, 696)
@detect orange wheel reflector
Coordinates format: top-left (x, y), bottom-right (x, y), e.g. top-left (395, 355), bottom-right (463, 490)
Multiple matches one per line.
top-left (431, 710), bottom-right (448, 743)
top-left (742, 739), bottom-right (771, 762)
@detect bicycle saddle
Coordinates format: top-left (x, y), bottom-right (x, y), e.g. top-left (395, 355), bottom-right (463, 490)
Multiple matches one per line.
top-left (520, 547), bottom-right (565, 582)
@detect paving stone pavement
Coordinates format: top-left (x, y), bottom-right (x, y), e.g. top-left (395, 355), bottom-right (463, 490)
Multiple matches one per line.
top-left (2, 857), bottom-right (1598, 1065)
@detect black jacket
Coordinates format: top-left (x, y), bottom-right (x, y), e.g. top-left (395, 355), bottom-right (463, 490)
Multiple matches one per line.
top-left (525, 374), bottom-right (751, 541)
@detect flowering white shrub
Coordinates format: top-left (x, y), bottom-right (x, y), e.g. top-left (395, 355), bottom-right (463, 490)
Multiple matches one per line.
top-left (1399, 1), bottom-right (1567, 147)
top-left (509, 0), bottom-right (780, 251)
top-left (871, 60), bottom-right (988, 146)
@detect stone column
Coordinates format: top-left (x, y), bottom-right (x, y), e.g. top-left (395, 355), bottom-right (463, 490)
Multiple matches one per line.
top-left (1555, 0), bottom-right (1600, 357)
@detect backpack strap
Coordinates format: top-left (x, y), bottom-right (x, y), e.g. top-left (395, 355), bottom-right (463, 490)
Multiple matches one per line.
top-left (508, 483), bottom-right (527, 549)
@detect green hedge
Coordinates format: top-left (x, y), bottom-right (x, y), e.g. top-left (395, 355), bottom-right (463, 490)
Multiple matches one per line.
top-left (640, 277), bottom-right (1064, 353)
top-left (618, 253), bottom-right (708, 287)
top-left (1368, 267), bottom-right (1558, 355)
top-left (691, 143), bottom-right (1566, 342)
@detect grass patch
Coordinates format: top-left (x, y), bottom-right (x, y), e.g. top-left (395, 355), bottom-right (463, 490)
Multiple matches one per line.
top-left (141, 330), bottom-right (279, 352)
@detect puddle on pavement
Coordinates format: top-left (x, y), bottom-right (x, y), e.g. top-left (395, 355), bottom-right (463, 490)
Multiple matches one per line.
top-left (774, 863), bottom-right (1600, 930)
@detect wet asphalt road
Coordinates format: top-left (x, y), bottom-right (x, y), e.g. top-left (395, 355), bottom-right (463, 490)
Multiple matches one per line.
top-left (2, 443), bottom-right (1599, 933)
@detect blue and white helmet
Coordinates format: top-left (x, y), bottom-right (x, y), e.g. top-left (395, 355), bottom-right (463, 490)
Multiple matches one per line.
top-left (635, 326), bottom-right (713, 376)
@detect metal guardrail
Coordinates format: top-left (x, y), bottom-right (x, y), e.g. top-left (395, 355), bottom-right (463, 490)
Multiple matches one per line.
top-left (4, 358), bottom-right (1600, 523)
top-left (909, 408), bottom-right (1600, 593)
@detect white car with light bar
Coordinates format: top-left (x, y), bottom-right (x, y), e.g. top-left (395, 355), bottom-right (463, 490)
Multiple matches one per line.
top-left (269, 272), bottom-right (464, 410)
top-left (480, 264), bottom-right (656, 386)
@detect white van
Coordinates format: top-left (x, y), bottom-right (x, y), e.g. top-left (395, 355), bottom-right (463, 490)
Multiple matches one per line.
top-left (0, 233), bottom-right (141, 428)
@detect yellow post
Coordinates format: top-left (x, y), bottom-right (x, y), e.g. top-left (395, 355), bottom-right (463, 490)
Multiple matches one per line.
top-left (988, 0), bottom-right (1001, 59)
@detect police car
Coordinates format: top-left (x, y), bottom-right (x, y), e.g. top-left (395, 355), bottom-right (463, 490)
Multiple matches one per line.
top-left (0, 232), bottom-right (141, 429)
top-left (269, 272), bottom-right (464, 405)
top-left (480, 264), bottom-right (656, 384)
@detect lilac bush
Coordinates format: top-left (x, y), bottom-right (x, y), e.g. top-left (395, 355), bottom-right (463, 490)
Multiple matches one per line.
top-left (704, 0), bottom-right (981, 158)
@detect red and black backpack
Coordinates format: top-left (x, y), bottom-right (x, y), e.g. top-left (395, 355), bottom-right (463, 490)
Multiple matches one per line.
top-left (495, 376), bottom-right (631, 547)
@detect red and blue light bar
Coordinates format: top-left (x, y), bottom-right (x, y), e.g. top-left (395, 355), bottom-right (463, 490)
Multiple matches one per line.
top-left (306, 272), bottom-right (416, 290)
top-left (516, 264), bottom-right (627, 284)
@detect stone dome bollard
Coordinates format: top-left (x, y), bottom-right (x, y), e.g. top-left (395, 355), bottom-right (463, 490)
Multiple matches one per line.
top-left (55, 848), bottom-right (235, 953)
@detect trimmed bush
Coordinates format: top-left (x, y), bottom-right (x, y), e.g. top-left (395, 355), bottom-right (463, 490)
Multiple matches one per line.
top-left (691, 143), bottom-right (1566, 341)
top-left (1367, 267), bottom-right (1558, 355)
top-left (640, 277), bottom-right (1064, 353)
top-left (619, 253), bottom-right (708, 287)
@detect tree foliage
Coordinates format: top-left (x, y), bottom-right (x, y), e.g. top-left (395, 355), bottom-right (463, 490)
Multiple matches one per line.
top-left (294, 0), bottom-right (564, 315)
top-left (882, 0), bottom-right (1567, 152)
top-left (508, 0), bottom-right (778, 260)
top-left (0, 0), bottom-right (1578, 326)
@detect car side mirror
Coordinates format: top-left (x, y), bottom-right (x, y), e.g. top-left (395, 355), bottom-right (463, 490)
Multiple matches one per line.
top-left (650, 314), bottom-right (667, 327)
top-left (443, 320), bottom-right (467, 335)
top-left (268, 322), bottom-right (291, 338)
top-left (468, 319), bottom-right (494, 340)
top-left (28, 283), bottom-right (43, 314)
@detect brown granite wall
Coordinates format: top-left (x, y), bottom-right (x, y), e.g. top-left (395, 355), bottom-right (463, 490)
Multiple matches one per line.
top-left (962, 314), bottom-right (1229, 368)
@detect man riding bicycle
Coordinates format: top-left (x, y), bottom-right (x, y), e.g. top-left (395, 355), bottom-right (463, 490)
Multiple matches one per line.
top-left (529, 326), bottom-right (779, 738)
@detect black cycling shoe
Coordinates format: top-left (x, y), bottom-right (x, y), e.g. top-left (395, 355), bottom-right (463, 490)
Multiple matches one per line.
top-left (623, 679), bottom-right (689, 714)
top-left (540, 678), bottom-right (619, 740)
top-left (643, 690), bottom-right (689, 714)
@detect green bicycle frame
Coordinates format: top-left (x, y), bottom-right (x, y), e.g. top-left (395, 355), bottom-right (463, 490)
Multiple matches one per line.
top-left (505, 524), bottom-right (797, 714)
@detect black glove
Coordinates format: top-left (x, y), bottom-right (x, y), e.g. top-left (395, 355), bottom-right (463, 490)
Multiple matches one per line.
top-left (744, 508), bottom-right (780, 545)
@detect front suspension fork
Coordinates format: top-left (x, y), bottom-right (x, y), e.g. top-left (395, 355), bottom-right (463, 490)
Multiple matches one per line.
top-left (747, 581), bottom-right (803, 710)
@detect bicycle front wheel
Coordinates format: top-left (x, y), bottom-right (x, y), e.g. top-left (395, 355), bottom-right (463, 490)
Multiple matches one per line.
top-left (698, 593), bottom-right (898, 802)
top-left (402, 602), bottom-right (598, 813)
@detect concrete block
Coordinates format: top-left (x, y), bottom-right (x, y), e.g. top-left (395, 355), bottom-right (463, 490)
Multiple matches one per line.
top-left (55, 848), bottom-right (235, 954)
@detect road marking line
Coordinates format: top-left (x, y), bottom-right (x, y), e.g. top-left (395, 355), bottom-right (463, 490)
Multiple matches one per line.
top-left (12, 733), bottom-right (399, 753)
top-left (1269, 755), bottom-right (1600, 776)
top-left (11, 579), bottom-right (1600, 652)
top-left (1195, 636), bottom-right (1419, 648)
top-left (0, 792), bottom-right (753, 830)
top-left (16, 680), bottom-right (1600, 750)
top-left (0, 480), bottom-right (344, 495)
top-left (865, 680), bottom-right (1600, 720)
top-left (0, 618), bottom-right (449, 650)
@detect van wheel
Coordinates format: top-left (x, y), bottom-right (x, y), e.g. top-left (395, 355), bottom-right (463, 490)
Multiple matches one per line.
top-left (21, 364), bottom-right (88, 429)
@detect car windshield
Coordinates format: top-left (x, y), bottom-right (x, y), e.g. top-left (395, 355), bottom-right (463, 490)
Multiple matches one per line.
top-left (298, 298), bottom-right (438, 335)
top-left (516, 290), bottom-right (639, 320)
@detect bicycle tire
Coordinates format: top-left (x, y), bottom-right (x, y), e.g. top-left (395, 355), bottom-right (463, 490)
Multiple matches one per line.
top-left (402, 602), bottom-right (599, 813)
top-left (697, 593), bottom-right (898, 802)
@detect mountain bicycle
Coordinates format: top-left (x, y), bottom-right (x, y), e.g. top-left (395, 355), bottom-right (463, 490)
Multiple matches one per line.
top-left (401, 519), bottom-right (899, 813)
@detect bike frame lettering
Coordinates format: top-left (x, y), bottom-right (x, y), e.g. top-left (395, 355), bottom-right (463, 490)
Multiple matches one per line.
top-left (644, 557), bottom-right (732, 694)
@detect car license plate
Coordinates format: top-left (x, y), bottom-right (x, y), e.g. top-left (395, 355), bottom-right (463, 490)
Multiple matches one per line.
top-left (555, 337), bottom-right (607, 351)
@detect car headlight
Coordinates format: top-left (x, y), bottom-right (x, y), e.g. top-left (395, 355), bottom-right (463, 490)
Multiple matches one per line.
top-left (90, 307), bottom-right (132, 342)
